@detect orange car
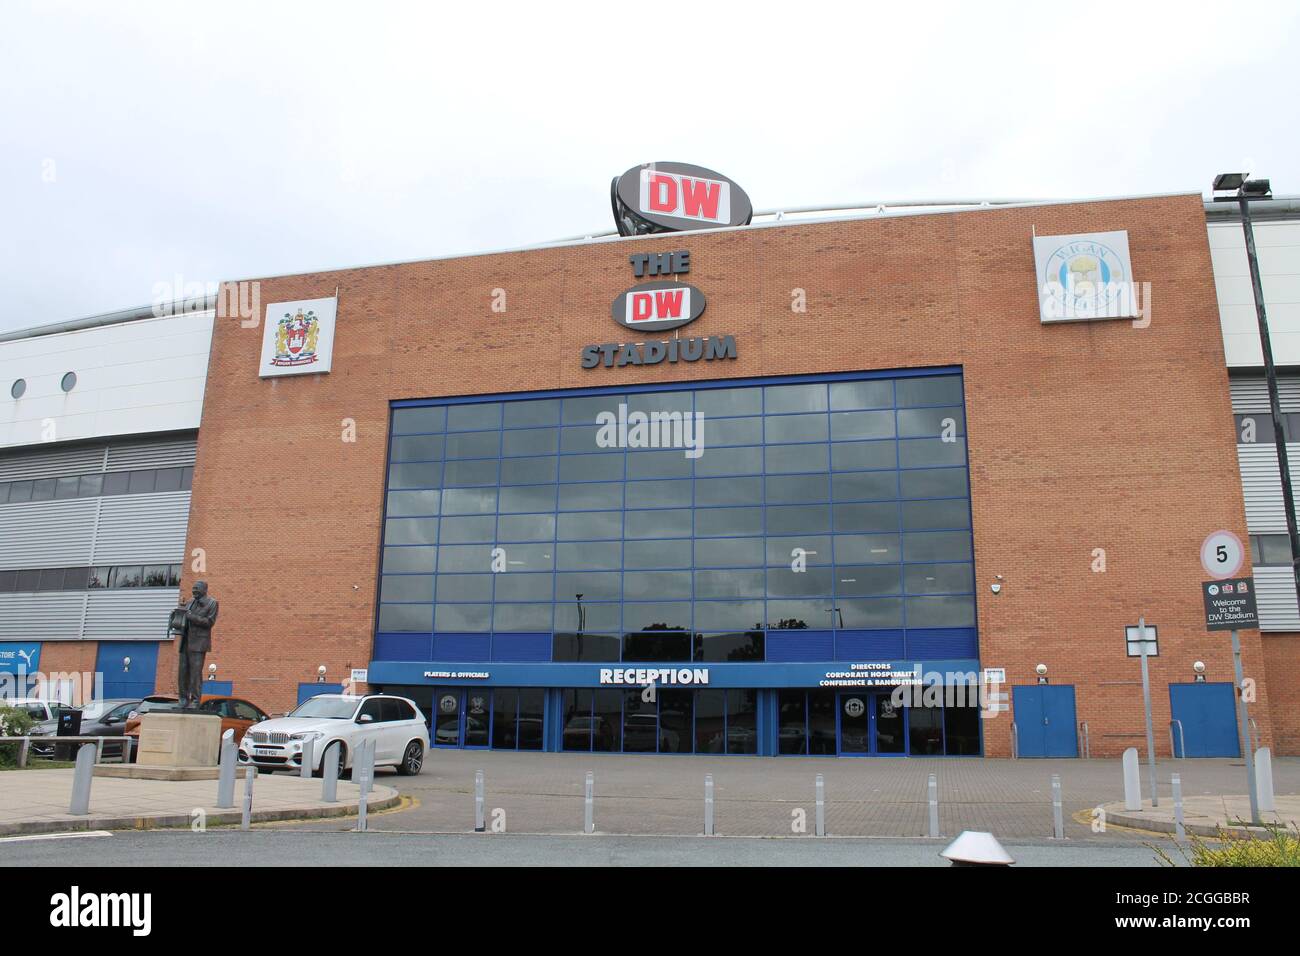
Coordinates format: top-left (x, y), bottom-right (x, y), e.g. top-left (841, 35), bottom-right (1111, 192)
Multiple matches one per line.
top-left (124, 695), bottom-right (269, 760)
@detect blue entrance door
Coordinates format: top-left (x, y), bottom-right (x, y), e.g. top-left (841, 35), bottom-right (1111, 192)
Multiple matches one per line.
top-left (1013, 685), bottom-right (1078, 757)
top-left (1169, 682), bottom-right (1240, 757)
top-left (94, 642), bottom-right (160, 700)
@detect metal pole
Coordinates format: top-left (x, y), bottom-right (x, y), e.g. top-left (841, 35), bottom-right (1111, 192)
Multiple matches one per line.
top-left (704, 773), bottom-right (714, 836)
top-left (1122, 747), bottom-right (1141, 810)
top-left (321, 740), bottom-right (339, 803)
top-left (1138, 617), bottom-right (1158, 807)
top-left (1230, 629), bottom-right (1261, 824)
top-left (68, 744), bottom-right (95, 815)
top-left (356, 740), bottom-right (373, 832)
top-left (1256, 747), bottom-right (1275, 813)
top-left (1051, 773), bottom-right (1064, 840)
top-left (584, 771), bottom-right (594, 834)
top-left (1240, 190), bottom-right (1300, 599)
top-left (300, 737), bottom-right (314, 779)
top-left (927, 772), bottom-right (939, 838)
top-left (475, 770), bottom-right (485, 832)
top-left (1171, 772), bottom-right (1186, 842)
top-left (216, 732), bottom-right (236, 809)
top-left (815, 773), bottom-right (826, 837)
top-left (241, 765), bottom-right (256, 830)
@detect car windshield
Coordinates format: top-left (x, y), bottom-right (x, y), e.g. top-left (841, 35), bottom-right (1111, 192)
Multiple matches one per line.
top-left (136, 700), bottom-right (178, 714)
top-left (289, 698), bottom-right (358, 719)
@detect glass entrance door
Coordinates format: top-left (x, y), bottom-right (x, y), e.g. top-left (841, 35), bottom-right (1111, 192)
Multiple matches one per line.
top-left (432, 687), bottom-right (462, 747)
top-left (873, 693), bottom-right (906, 754)
top-left (839, 694), bottom-right (870, 753)
top-left (431, 688), bottom-right (491, 748)
top-left (838, 691), bottom-right (907, 755)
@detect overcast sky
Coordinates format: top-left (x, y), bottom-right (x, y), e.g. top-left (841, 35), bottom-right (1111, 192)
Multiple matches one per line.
top-left (2, 1), bottom-right (1298, 333)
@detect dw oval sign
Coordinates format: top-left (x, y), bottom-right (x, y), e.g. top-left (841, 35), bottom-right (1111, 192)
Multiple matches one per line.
top-left (615, 162), bottom-right (753, 232)
top-left (611, 280), bottom-right (706, 333)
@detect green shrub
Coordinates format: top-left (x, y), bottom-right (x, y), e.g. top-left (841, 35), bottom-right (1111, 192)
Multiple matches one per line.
top-left (0, 704), bottom-right (35, 767)
top-left (1152, 824), bottom-right (1300, 867)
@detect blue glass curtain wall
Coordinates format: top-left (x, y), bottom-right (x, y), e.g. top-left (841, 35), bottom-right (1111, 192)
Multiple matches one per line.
top-left (375, 367), bottom-right (978, 665)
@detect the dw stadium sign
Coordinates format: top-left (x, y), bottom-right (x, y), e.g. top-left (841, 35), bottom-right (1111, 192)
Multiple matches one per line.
top-left (611, 162), bottom-right (753, 236)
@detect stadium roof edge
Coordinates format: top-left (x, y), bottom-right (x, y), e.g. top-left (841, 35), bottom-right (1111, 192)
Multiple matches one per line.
top-left (4, 192), bottom-right (1297, 344)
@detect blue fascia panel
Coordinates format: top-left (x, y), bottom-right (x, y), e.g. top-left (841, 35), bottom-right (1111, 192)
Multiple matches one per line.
top-left (367, 657), bottom-right (981, 689)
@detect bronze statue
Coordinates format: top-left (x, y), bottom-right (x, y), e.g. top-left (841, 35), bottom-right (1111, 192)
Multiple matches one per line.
top-left (170, 580), bottom-right (219, 710)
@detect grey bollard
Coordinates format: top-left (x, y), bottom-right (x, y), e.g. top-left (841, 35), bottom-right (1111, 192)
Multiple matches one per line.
top-left (704, 773), bottom-right (714, 836)
top-left (300, 737), bottom-right (314, 779)
top-left (357, 739), bottom-right (374, 832)
top-left (1256, 747), bottom-right (1275, 813)
top-left (68, 744), bottom-right (96, 815)
top-left (1171, 772), bottom-right (1186, 841)
top-left (321, 740), bottom-right (340, 803)
top-left (1122, 747), bottom-right (1141, 811)
top-left (475, 770), bottom-right (485, 832)
top-left (815, 773), bottom-right (826, 837)
top-left (584, 771), bottom-right (594, 834)
top-left (1051, 774), bottom-right (1064, 840)
top-left (928, 773), bottom-right (940, 838)
top-left (241, 765), bottom-right (257, 830)
top-left (216, 731), bottom-right (237, 809)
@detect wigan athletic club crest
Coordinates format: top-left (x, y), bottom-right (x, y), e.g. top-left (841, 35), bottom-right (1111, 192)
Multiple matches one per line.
top-left (258, 296), bottom-right (338, 378)
top-left (273, 308), bottom-right (321, 367)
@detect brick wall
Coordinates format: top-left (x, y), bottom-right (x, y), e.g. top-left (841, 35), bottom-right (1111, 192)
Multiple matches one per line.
top-left (170, 192), bottom-right (1293, 755)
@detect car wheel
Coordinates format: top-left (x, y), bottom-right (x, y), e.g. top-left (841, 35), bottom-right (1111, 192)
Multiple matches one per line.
top-left (396, 740), bottom-right (424, 776)
top-left (313, 742), bottom-right (347, 778)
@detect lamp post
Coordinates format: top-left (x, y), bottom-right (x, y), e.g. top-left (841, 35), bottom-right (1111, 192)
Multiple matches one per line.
top-left (1212, 173), bottom-right (1300, 602)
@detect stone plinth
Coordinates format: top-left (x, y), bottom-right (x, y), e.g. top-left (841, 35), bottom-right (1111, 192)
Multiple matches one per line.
top-left (137, 712), bottom-right (221, 767)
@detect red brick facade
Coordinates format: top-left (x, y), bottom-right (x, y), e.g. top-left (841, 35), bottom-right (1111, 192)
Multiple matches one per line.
top-left (162, 192), bottom-right (1295, 756)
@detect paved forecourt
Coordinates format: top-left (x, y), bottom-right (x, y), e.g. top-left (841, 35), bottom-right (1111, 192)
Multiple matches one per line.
top-left (290, 749), bottom-right (1300, 841)
top-left (0, 768), bottom-right (398, 836)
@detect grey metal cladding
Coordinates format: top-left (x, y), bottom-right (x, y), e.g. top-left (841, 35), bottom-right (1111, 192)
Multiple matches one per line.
top-left (0, 593), bottom-right (86, 640)
top-left (84, 589), bottom-right (179, 640)
top-left (106, 436), bottom-right (197, 471)
top-left (0, 498), bottom-right (98, 569)
top-left (1251, 566), bottom-right (1300, 630)
top-left (1235, 445), bottom-right (1293, 532)
top-left (92, 492), bottom-right (192, 564)
top-left (0, 444), bottom-right (106, 481)
top-left (1229, 377), bottom-right (1300, 413)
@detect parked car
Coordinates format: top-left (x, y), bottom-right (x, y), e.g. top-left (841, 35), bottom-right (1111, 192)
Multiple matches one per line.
top-left (28, 698), bottom-right (141, 758)
top-left (238, 694), bottom-right (428, 776)
top-left (9, 698), bottom-right (70, 757)
top-left (6, 698), bottom-right (65, 723)
top-left (124, 695), bottom-right (269, 760)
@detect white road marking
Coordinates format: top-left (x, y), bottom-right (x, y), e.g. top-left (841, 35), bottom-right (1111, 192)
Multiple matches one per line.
top-left (0, 830), bottom-right (113, 844)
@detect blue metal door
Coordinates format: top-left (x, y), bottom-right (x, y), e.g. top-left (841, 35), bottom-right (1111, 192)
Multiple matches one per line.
top-left (94, 642), bottom-right (160, 700)
top-left (1169, 682), bottom-right (1240, 757)
top-left (1013, 685), bottom-right (1078, 757)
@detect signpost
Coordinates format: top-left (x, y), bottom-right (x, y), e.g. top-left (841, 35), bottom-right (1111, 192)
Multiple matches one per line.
top-left (1126, 618), bottom-right (1159, 808)
top-left (1199, 530), bottom-right (1261, 825)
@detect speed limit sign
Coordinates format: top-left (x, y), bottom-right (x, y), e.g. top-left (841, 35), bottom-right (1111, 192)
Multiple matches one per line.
top-left (1201, 530), bottom-right (1246, 580)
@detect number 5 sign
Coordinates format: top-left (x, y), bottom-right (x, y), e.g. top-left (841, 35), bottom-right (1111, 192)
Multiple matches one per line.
top-left (1201, 530), bottom-right (1246, 580)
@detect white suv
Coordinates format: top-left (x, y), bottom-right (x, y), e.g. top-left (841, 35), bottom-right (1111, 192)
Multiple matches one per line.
top-left (238, 694), bottom-right (428, 776)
